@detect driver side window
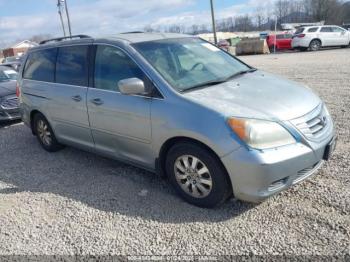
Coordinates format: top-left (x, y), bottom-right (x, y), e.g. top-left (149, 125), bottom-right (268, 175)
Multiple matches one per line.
top-left (94, 45), bottom-right (149, 93)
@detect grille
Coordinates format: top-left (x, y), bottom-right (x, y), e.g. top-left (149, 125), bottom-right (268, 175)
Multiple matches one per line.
top-left (0, 97), bottom-right (18, 109)
top-left (290, 104), bottom-right (329, 140)
top-left (293, 161), bottom-right (323, 184)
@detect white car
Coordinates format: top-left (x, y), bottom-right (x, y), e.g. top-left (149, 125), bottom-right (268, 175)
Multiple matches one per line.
top-left (291, 25), bottom-right (350, 51)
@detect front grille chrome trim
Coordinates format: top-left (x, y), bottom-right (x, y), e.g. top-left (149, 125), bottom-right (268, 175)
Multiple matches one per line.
top-left (290, 104), bottom-right (331, 141)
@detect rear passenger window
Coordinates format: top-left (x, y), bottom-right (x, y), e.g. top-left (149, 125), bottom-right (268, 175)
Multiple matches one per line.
top-left (276, 35), bottom-right (284, 39)
top-left (321, 27), bottom-right (332, 32)
top-left (94, 46), bottom-right (145, 92)
top-left (56, 46), bottom-right (89, 86)
top-left (23, 48), bottom-right (57, 82)
top-left (307, 27), bottom-right (319, 32)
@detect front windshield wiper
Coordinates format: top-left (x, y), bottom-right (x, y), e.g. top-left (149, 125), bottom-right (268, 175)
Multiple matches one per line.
top-left (180, 68), bottom-right (257, 93)
top-left (224, 68), bottom-right (257, 82)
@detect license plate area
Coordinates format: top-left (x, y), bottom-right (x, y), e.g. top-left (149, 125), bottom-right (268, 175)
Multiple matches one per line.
top-left (323, 136), bottom-right (337, 161)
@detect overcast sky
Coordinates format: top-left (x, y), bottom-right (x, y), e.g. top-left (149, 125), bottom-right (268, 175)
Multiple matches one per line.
top-left (0, 0), bottom-right (274, 47)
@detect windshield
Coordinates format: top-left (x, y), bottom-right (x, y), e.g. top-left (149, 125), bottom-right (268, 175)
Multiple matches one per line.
top-left (0, 68), bottom-right (18, 81)
top-left (133, 38), bottom-right (250, 92)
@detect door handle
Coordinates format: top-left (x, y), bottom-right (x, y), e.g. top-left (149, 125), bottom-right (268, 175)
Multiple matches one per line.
top-left (71, 95), bottom-right (82, 102)
top-left (90, 98), bottom-right (104, 106)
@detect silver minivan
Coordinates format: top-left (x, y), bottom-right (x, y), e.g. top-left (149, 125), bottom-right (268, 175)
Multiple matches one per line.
top-left (18, 33), bottom-right (336, 208)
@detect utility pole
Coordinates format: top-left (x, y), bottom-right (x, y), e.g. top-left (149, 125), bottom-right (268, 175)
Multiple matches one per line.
top-left (63, 0), bottom-right (72, 37)
top-left (210, 0), bottom-right (218, 45)
top-left (57, 0), bottom-right (66, 37)
top-left (274, 16), bottom-right (277, 54)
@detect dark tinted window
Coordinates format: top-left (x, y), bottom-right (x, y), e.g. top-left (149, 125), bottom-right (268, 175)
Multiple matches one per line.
top-left (23, 48), bottom-right (57, 82)
top-left (321, 27), bottom-right (332, 32)
top-left (56, 46), bottom-right (89, 86)
top-left (276, 34), bottom-right (284, 39)
top-left (94, 46), bottom-right (146, 92)
top-left (295, 27), bottom-right (304, 34)
top-left (308, 27), bottom-right (319, 32)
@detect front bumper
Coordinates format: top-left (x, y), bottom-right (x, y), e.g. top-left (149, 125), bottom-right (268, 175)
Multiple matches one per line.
top-left (221, 135), bottom-right (335, 203)
top-left (0, 108), bottom-right (21, 121)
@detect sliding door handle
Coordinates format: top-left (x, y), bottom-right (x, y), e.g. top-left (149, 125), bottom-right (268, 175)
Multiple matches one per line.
top-left (71, 95), bottom-right (82, 102)
top-left (90, 98), bottom-right (104, 106)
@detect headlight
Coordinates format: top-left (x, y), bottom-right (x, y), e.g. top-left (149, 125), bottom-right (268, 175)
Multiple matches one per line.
top-left (227, 118), bottom-right (296, 150)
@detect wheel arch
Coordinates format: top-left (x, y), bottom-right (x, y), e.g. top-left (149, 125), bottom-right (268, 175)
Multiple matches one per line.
top-left (310, 38), bottom-right (322, 46)
top-left (157, 136), bottom-right (232, 185)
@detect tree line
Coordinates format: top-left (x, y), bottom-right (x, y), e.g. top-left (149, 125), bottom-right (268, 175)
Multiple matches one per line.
top-left (145, 0), bottom-right (350, 34)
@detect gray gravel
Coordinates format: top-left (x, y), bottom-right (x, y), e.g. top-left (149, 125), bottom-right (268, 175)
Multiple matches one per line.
top-left (0, 48), bottom-right (349, 257)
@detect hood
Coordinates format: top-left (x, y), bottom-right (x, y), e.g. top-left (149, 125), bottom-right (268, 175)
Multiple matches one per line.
top-left (0, 80), bottom-right (16, 97)
top-left (182, 70), bottom-right (321, 121)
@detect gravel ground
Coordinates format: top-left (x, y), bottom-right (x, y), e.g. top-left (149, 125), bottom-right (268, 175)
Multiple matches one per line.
top-left (0, 48), bottom-right (349, 258)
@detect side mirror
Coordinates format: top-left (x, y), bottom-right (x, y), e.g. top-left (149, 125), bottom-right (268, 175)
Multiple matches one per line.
top-left (118, 78), bottom-right (146, 95)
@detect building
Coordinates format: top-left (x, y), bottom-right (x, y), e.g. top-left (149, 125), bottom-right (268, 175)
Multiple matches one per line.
top-left (2, 40), bottom-right (38, 58)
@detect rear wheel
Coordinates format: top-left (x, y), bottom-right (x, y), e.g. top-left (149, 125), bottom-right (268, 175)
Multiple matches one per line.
top-left (269, 45), bottom-right (276, 53)
top-left (33, 113), bottom-right (64, 152)
top-left (166, 142), bottom-right (232, 208)
top-left (309, 39), bottom-right (321, 51)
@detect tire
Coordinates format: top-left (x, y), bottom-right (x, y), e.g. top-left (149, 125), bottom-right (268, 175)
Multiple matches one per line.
top-left (33, 113), bottom-right (64, 152)
top-left (269, 45), bottom-right (276, 53)
top-left (165, 142), bottom-right (232, 208)
top-left (309, 39), bottom-right (321, 51)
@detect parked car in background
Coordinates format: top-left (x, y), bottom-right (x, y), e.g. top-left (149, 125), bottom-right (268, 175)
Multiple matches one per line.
top-left (292, 25), bottom-right (350, 51)
top-left (0, 66), bottom-right (20, 121)
top-left (18, 33), bottom-right (336, 208)
top-left (217, 39), bottom-right (230, 51)
top-left (266, 33), bottom-right (293, 52)
top-left (1, 56), bottom-right (22, 71)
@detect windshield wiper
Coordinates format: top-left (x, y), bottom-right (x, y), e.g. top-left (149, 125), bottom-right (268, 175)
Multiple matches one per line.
top-left (224, 68), bottom-right (257, 81)
top-left (180, 68), bottom-right (257, 93)
top-left (180, 79), bottom-right (228, 93)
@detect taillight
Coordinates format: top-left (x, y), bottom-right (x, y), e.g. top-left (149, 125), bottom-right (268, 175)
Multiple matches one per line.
top-left (297, 34), bottom-right (306, 38)
top-left (16, 82), bottom-right (20, 97)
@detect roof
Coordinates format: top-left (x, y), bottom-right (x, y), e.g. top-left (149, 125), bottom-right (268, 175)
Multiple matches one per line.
top-left (100, 32), bottom-right (192, 43)
top-left (29, 33), bottom-right (194, 52)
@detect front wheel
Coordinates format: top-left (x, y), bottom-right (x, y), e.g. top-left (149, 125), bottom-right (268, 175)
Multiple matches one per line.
top-left (166, 143), bottom-right (232, 208)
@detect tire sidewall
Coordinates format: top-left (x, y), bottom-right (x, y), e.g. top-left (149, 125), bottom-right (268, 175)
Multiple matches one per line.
top-left (33, 113), bottom-right (62, 152)
top-left (166, 143), bottom-right (232, 208)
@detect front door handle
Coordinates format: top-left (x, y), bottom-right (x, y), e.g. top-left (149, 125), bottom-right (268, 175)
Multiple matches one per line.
top-left (71, 95), bottom-right (82, 102)
top-left (90, 98), bottom-right (104, 106)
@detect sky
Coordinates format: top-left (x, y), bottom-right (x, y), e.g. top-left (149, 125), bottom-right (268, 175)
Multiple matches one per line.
top-left (0, 0), bottom-right (274, 48)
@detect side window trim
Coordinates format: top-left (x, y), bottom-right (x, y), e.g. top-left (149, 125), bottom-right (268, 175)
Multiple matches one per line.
top-left (92, 43), bottom-right (164, 99)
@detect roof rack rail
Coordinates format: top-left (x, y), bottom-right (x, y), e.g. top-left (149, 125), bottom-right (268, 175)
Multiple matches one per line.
top-left (120, 31), bottom-right (144, 34)
top-left (39, 35), bottom-right (92, 45)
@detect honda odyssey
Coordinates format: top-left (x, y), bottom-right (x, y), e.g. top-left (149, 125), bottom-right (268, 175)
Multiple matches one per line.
top-left (18, 33), bottom-right (336, 208)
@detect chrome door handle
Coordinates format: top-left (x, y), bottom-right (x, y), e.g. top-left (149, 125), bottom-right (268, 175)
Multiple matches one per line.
top-left (90, 98), bottom-right (104, 106)
top-left (71, 95), bottom-right (82, 102)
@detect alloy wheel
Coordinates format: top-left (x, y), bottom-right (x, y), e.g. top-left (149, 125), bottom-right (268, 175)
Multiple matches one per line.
top-left (174, 155), bottom-right (213, 198)
top-left (37, 120), bottom-right (52, 146)
top-left (310, 40), bottom-right (320, 51)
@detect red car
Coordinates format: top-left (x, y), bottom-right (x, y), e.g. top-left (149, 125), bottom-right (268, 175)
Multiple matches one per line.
top-left (266, 33), bottom-right (293, 52)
